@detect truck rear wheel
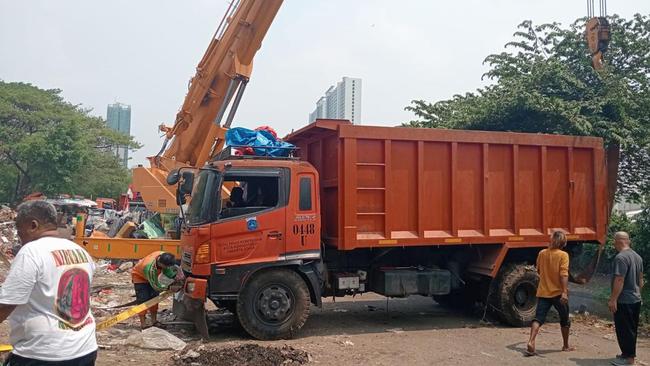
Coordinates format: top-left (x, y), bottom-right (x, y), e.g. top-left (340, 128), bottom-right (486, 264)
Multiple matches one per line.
top-left (493, 263), bottom-right (539, 326)
top-left (237, 268), bottom-right (310, 340)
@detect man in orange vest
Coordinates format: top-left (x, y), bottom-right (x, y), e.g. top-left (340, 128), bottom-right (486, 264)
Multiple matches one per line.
top-left (131, 251), bottom-right (178, 329)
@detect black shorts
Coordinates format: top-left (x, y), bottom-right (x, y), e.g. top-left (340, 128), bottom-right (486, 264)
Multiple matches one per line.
top-left (134, 282), bottom-right (159, 304)
top-left (4, 350), bottom-right (97, 366)
top-left (534, 296), bottom-right (571, 327)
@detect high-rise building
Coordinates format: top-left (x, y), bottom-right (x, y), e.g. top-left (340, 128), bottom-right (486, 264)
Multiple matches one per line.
top-left (308, 96), bottom-right (328, 123)
top-left (106, 103), bottom-right (131, 167)
top-left (309, 77), bottom-right (361, 124)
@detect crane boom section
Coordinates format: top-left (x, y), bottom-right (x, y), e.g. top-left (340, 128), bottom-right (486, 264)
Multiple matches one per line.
top-left (158, 0), bottom-right (282, 169)
top-left (133, 0), bottom-right (283, 213)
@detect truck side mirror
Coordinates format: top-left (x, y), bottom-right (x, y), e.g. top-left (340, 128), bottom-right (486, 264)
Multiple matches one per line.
top-left (176, 187), bottom-right (186, 206)
top-left (179, 171), bottom-right (195, 196)
top-left (174, 170), bottom-right (194, 206)
top-left (167, 169), bottom-right (180, 185)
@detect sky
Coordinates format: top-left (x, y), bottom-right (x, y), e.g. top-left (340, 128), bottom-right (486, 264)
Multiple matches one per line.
top-left (1, 0), bottom-right (649, 167)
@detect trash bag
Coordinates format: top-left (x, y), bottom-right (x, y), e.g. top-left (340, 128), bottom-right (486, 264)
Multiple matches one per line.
top-left (226, 127), bottom-right (295, 157)
top-left (125, 327), bottom-right (186, 351)
top-left (134, 213), bottom-right (165, 239)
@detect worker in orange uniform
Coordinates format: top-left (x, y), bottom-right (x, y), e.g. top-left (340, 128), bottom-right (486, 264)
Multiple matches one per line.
top-left (131, 251), bottom-right (179, 329)
top-left (526, 231), bottom-right (576, 355)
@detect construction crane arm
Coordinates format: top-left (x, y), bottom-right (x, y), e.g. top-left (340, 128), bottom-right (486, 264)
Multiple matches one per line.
top-left (133, 0), bottom-right (283, 213)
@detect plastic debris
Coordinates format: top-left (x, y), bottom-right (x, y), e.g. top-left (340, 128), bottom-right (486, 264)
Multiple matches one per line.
top-left (125, 327), bottom-right (187, 351)
top-left (226, 127), bottom-right (295, 157)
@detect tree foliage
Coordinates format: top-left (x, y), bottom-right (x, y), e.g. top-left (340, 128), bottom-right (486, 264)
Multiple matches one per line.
top-left (0, 81), bottom-right (140, 203)
top-left (406, 15), bottom-right (650, 200)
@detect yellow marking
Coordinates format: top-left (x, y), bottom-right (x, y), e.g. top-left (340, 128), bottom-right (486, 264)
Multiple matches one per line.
top-left (96, 291), bottom-right (173, 331)
top-left (444, 238), bottom-right (462, 243)
top-left (378, 239), bottom-right (397, 245)
top-left (0, 292), bottom-right (174, 352)
top-left (508, 236), bottom-right (525, 241)
top-left (566, 235), bottom-right (579, 240)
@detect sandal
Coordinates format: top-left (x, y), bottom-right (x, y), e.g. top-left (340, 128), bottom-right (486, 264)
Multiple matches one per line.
top-left (525, 344), bottom-right (537, 357)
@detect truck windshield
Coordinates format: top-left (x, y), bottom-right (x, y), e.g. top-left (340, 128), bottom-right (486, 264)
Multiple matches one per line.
top-left (185, 169), bottom-right (221, 226)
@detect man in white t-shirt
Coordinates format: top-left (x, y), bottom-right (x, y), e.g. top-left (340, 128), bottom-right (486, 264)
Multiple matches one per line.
top-left (0, 201), bottom-right (97, 365)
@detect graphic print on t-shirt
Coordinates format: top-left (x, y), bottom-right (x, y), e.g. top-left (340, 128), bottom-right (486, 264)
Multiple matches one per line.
top-left (51, 249), bottom-right (93, 330)
top-left (51, 249), bottom-right (92, 267)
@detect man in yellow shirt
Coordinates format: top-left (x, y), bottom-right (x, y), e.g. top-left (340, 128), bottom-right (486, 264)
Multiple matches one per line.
top-left (526, 231), bottom-right (575, 356)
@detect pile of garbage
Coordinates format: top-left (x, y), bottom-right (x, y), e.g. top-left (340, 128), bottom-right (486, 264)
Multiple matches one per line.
top-left (86, 210), bottom-right (179, 241)
top-left (173, 344), bottom-right (311, 366)
top-left (0, 205), bottom-right (18, 262)
top-left (89, 265), bottom-right (134, 315)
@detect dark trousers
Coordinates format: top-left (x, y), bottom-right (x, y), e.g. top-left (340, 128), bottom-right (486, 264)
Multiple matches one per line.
top-left (134, 282), bottom-right (160, 317)
top-left (3, 351), bottom-right (97, 366)
top-left (614, 302), bottom-right (641, 359)
top-left (533, 296), bottom-right (571, 327)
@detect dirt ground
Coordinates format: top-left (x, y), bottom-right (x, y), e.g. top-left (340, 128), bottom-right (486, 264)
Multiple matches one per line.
top-left (0, 268), bottom-right (648, 366)
top-left (100, 294), bottom-right (650, 366)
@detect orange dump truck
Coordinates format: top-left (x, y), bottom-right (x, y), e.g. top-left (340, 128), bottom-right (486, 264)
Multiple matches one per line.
top-left (176, 120), bottom-right (615, 340)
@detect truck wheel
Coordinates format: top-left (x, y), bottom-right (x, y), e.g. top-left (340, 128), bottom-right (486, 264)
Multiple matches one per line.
top-left (237, 268), bottom-right (310, 340)
top-left (493, 263), bottom-right (539, 326)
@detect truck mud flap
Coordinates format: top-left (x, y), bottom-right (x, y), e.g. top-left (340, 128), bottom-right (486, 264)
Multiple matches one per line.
top-left (173, 293), bottom-right (209, 339)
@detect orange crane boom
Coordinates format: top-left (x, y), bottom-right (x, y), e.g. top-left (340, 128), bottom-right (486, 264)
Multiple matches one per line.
top-left (133, 0), bottom-right (283, 213)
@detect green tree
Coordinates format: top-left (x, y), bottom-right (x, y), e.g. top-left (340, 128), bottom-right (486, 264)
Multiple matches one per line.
top-left (405, 16), bottom-right (650, 319)
top-left (0, 81), bottom-right (140, 203)
top-left (632, 208), bottom-right (650, 271)
top-left (406, 15), bottom-right (650, 200)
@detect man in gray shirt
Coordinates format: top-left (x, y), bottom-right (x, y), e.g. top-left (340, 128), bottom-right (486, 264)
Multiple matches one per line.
top-left (608, 231), bottom-right (644, 366)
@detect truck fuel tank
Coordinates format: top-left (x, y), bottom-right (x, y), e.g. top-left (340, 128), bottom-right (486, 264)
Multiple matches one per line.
top-left (371, 268), bottom-right (451, 297)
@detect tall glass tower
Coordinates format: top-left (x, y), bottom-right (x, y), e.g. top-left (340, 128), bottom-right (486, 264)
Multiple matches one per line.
top-left (106, 103), bottom-right (131, 167)
top-left (309, 77), bottom-right (362, 124)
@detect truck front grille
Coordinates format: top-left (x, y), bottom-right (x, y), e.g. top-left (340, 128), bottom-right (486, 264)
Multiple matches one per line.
top-left (181, 251), bottom-right (192, 272)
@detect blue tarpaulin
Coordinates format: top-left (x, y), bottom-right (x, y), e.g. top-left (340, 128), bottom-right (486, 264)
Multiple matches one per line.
top-left (225, 127), bottom-right (295, 157)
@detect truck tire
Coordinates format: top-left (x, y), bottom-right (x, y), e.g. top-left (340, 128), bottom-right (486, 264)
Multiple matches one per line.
top-left (493, 263), bottom-right (539, 326)
top-left (237, 268), bottom-right (310, 340)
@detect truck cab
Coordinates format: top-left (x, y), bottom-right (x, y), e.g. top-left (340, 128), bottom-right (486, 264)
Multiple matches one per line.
top-left (179, 149), bottom-right (323, 340)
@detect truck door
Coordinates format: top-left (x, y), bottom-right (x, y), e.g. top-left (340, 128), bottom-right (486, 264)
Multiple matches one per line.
top-left (211, 168), bottom-right (289, 265)
top-left (285, 171), bottom-right (321, 258)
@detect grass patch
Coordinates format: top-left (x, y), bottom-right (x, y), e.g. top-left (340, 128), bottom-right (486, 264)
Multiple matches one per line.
top-left (595, 286), bottom-right (610, 301)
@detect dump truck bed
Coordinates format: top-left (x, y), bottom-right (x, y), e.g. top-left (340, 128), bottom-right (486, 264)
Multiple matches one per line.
top-left (286, 120), bottom-right (609, 250)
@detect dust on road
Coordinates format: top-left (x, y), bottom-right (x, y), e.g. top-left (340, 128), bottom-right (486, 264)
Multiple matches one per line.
top-left (1, 278), bottom-right (648, 366)
top-left (106, 293), bottom-right (649, 366)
